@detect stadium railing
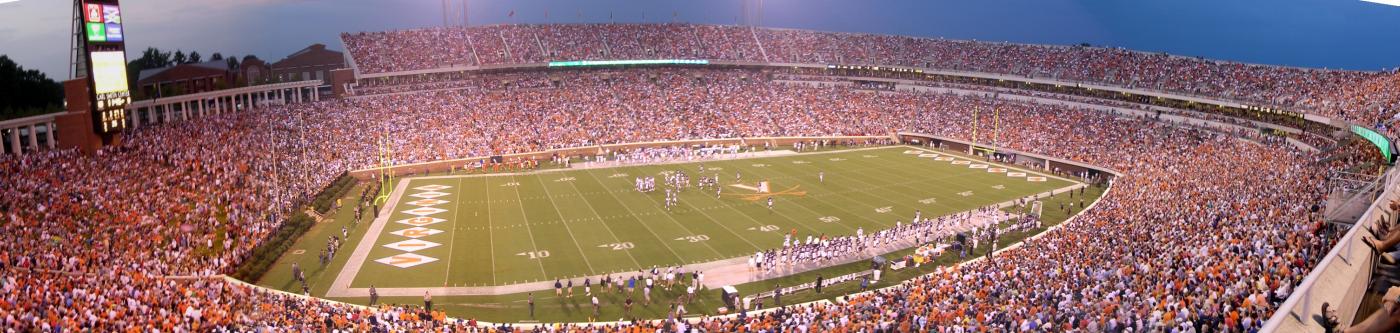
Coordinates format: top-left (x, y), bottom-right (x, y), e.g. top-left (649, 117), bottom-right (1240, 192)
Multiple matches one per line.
top-left (1263, 166), bottom-right (1400, 332)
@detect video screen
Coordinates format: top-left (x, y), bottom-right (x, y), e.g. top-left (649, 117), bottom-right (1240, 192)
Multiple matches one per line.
top-left (90, 51), bottom-right (129, 96)
top-left (84, 2), bottom-right (123, 42)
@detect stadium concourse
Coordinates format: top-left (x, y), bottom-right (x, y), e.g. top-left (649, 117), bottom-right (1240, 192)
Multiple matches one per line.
top-left (0, 24), bottom-right (1391, 331)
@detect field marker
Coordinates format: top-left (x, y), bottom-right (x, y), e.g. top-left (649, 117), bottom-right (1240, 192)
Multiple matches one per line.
top-left (389, 227), bottom-right (444, 239)
top-left (401, 207), bottom-right (447, 216)
top-left (395, 217), bottom-right (446, 227)
top-left (410, 191), bottom-right (449, 199)
top-left (674, 235), bottom-right (710, 243)
top-left (375, 253), bottom-right (438, 268)
top-left (406, 198), bottom-right (449, 207)
top-left (382, 239), bottom-right (443, 252)
top-left (414, 185), bottom-right (451, 191)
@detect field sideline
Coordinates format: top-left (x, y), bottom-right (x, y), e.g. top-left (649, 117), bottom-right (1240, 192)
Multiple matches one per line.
top-left (327, 145), bottom-right (1074, 297)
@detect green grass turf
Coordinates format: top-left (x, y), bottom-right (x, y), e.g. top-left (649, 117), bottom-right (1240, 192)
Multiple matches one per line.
top-left (346, 184), bottom-right (1106, 324)
top-left (349, 146), bottom-right (1071, 288)
top-left (259, 145), bottom-right (1100, 322)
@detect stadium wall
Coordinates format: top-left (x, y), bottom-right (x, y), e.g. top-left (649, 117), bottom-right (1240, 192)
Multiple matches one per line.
top-left (346, 135), bottom-right (895, 180)
top-left (896, 132), bottom-right (1122, 180)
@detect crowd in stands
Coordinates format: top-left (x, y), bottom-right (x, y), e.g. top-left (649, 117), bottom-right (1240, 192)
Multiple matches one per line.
top-left (342, 23), bottom-right (1399, 127)
top-left (0, 66), bottom-right (1361, 330)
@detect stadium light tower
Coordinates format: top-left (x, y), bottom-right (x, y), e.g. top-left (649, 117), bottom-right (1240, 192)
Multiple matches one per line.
top-left (69, 0), bottom-right (87, 79)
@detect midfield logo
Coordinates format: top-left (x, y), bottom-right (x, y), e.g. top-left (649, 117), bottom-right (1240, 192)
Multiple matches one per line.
top-left (724, 182), bottom-right (807, 202)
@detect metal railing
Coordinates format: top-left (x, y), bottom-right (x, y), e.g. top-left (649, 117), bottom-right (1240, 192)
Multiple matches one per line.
top-left (1263, 167), bottom-right (1400, 332)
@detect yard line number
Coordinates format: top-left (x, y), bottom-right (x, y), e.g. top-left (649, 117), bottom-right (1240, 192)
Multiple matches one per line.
top-left (675, 235), bottom-right (710, 243)
top-left (748, 224), bottom-right (780, 232)
top-left (598, 242), bottom-right (635, 250)
top-left (518, 251), bottom-right (551, 259)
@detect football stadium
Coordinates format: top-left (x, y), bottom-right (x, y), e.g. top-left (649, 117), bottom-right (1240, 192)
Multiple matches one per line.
top-left (2, 0), bottom-right (1400, 331)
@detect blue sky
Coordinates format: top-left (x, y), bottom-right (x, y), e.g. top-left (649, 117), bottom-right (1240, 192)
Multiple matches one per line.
top-left (1, 0), bottom-right (1397, 79)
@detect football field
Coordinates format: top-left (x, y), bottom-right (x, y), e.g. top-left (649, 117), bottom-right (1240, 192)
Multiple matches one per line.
top-left (331, 145), bottom-right (1073, 294)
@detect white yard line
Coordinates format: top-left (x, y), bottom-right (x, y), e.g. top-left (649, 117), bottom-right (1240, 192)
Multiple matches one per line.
top-left (483, 180), bottom-right (498, 285)
top-left (556, 178), bottom-right (645, 270)
top-left (522, 175), bottom-right (599, 275)
top-left (506, 175), bottom-right (552, 278)
top-left (441, 177), bottom-right (464, 286)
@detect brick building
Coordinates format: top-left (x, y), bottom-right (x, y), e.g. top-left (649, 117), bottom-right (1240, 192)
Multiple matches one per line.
top-left (136, 60), bottom-right (235, 99)
top-left (271, 44), bottom-right (345, 85)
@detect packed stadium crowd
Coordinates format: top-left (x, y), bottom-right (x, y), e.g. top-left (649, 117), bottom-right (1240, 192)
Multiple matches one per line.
top-left (0, 64), bottom-right (1363, 330)
top-left (342, 23), bottom-right (1400, 126)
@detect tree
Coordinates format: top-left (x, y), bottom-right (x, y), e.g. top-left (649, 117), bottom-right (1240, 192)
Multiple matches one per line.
top-left (189, 51), bottom-right (202, 63)
top-left (172, 50), bottom-right (187, 64)
top-left (0, 55), bottom-right (64, 120)
top-left (136, 47), bottom-right (172, 68)
top-left (126, 47), bottom-right (173, 99)
top-left (210, 53), bottom-right (224, 61)
top-left (227, 57), bottom-right (239, 71)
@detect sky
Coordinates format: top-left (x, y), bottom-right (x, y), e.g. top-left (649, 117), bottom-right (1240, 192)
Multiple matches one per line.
top-left (1, 0), bottom-right (1398, 80)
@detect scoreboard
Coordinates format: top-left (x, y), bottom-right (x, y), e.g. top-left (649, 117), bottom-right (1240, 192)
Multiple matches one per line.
top-left (80, 0), bottom-right (130, 134)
